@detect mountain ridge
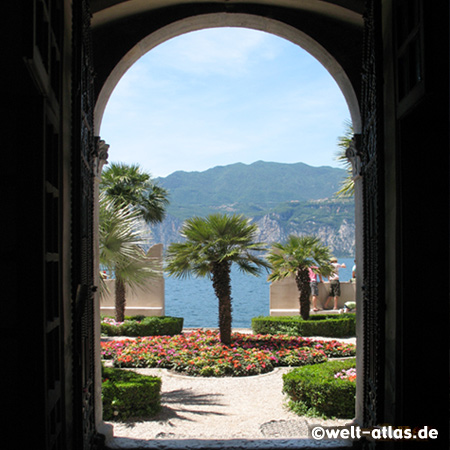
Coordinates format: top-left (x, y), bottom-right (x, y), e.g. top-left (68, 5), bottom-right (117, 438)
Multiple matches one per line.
top-left (150, 161), bottom-right (355, 257)
top-left (155, 160), bottom-right (348, 219)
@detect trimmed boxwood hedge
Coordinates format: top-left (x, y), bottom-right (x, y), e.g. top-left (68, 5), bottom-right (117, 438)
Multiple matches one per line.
top-left (101, 315), bottom-right (184, 337)
top-left (251, 313), bottom-right (355, 337)
top-left (283, 358), bottom-right (356, 418)
top-left (102, 366), bottom-right (161, 420)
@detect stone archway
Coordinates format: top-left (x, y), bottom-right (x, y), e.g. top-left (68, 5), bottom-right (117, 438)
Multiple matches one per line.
top-left (93, 13), bottom-right (364, 444)
top-left (4, 2), bottom-right (447, 448)
top-left (94, 13), bottom-right (361, 136)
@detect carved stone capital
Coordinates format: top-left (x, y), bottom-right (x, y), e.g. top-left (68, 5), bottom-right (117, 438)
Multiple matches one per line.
top-left (93, 137), bottom-right (110, 178)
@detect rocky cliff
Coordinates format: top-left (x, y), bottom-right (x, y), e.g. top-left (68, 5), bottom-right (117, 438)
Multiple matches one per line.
top-left (149, 205), bottom-right (355, 257)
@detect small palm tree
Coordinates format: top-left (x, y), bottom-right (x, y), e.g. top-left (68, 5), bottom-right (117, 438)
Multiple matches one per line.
top-left (99, 194), bottom-right (162, 322)
top-left (165, 213), bottom-right (270, 345)
top-left (267, 235), bottom-right (333, 320)
top-left (100, 162), bottom-right (169, 224)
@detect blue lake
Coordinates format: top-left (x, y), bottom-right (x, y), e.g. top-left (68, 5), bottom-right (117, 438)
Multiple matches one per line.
top-left (164, 257), bottom-right (355, 328)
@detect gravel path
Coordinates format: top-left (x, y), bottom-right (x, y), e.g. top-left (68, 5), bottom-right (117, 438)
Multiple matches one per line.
top-left (104, 335), bottom-right (356, 448)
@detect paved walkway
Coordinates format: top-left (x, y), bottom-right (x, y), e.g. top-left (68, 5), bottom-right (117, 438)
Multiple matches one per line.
top-left (106, 365), bottom-right (354, 449)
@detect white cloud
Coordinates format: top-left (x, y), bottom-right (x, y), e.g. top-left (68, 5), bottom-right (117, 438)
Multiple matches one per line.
top-left (147, 28), bottom-right (276, 77)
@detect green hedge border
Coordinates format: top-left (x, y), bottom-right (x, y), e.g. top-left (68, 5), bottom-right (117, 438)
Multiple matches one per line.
top-left (102, 366), bottom-right (161, 420)
top-left (101, 315), bottom-right (184, 337)
top-left (283, 358), bottom-right (356, 418)
top-left (251, 314), bottom-right (355, 337)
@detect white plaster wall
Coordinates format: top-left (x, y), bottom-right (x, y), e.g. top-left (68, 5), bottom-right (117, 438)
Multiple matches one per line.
top-left (100, 243), bottom-right (165, 317)
top-left (270, 276), bottom-right (356, 315)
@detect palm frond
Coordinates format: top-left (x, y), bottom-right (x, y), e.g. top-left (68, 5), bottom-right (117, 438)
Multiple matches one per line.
top-left (99, 194), bottom-right (161, 288)
top-left (165, 213), bottom-right (268, 280)
top-left (100, 162), bottom-right (169, 224)
top-left (334, 120), bottom-right (355, 198)
top-left (267, 234), bottom-right (332, 281)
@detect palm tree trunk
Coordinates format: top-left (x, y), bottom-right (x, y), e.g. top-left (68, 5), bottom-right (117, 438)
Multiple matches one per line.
top-left (296, 268), bottom-right (312, 320)
top-left (211, 261), bottom-right (233, 346)
top-left (115, 277), bottom-right (126, 322)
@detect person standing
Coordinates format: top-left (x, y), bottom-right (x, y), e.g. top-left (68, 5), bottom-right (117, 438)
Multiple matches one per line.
top-left (308, 266), bottom-right (324, 311)
top-left (351, 259), bottom-right (356, 281)
top-left (324, 257), bottom-right (346, 310)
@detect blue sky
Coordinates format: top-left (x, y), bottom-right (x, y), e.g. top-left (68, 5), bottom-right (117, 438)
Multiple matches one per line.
top-left (100, 27), bottom-right (350, 178)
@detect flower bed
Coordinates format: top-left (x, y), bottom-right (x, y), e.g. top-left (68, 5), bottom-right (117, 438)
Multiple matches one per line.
top-left (101, 329), bottom-right (356, 377)
top-left (335, 367), bottom-right (356, 382)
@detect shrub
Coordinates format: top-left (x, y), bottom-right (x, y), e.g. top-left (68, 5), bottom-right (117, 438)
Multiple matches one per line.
top-left (101, 315), bottom-right (184, 337)
top-left (283, 358), bottom-right (356, 418)
top-left (102, 366), bottom-right (161, 420)
top-left (251, 314), bottom-right (355, 337)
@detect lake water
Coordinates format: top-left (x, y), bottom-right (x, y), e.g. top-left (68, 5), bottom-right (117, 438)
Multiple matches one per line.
top-left (165, 257), bottom-right (355, 328)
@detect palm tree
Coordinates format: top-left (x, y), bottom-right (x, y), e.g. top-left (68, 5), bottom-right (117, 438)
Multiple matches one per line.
top-left (100, 162), bottom-right (169, 224)
top-left (267, 235), bottom-right (333, 320)
top-left (99, 163), bottom-right (168, 321)
top-left (334, 120), bottom-right (355, 198)
top-left (165, 213), bottom-right (270, 345)
top-left (99, 194), bottom-right (162, 322)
